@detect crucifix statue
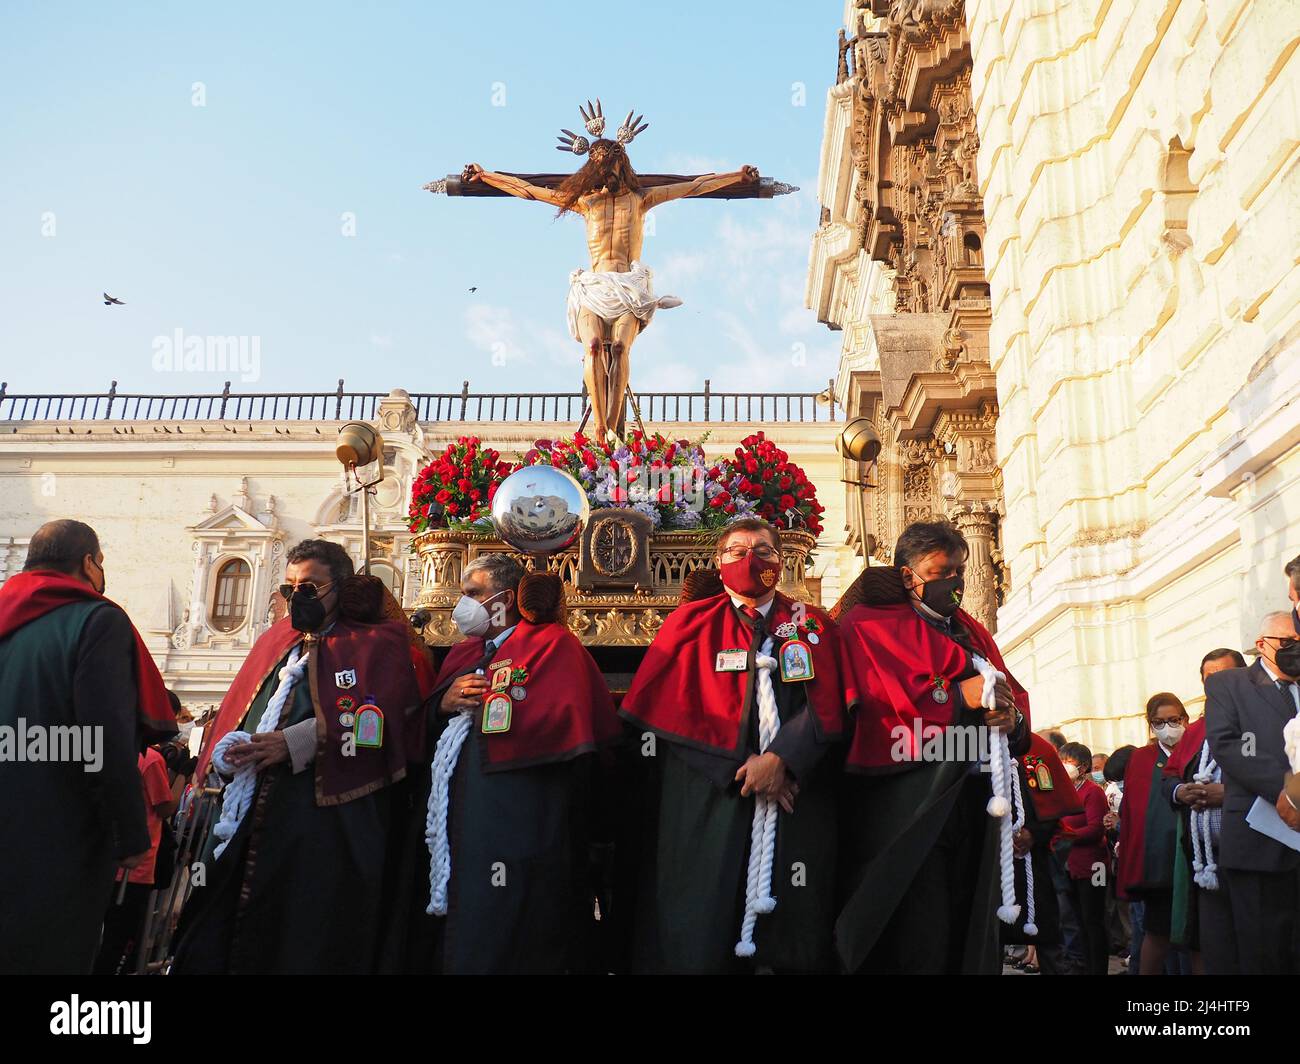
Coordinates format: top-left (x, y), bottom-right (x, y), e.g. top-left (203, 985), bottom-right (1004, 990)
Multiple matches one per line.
top-left (424, 98), bottom-right (797, 440)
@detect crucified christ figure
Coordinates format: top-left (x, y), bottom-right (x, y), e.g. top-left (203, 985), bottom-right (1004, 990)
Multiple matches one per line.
top-left (442, 100), bottom-right (770, 440)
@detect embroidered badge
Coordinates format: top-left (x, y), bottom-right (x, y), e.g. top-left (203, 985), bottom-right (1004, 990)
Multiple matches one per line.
top-left (779, 638), bottom-right (814, 682)
top-left (353, 696), bottom-right (384, 749)
top-left (490, 664), bottom-right (513, 692)
top-left (482, 692), bottom-right (513, 734)
top-left (335, 668), bottom-right (357, 690)
top-left (1024, 757), bottom-right (1054, 792)
top-left (773, 621), bottom-right (797, 640)
top-left (336, 696), bottom-right (355, 713)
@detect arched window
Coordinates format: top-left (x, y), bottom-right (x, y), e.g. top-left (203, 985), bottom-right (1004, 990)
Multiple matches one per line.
top-left (211, 558), bottom-right (252, 632)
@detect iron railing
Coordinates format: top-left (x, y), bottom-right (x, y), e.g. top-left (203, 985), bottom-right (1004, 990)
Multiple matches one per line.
top-left (0, 379), bottom-right (841, 424)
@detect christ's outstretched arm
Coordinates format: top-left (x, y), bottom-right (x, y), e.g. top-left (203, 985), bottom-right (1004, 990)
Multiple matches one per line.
top-left (462, 163), bottom-right (566, 207)
top-left (640, 165), bottom-right (759, 209)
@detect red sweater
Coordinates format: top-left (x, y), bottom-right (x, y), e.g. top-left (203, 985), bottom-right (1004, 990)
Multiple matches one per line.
top-left (1056, 779), bottom-right (1110, 880)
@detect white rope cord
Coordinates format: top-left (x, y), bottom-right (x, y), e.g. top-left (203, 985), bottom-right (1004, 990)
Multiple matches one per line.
top-left (210, 643), bottom-right (308, 860)
top-left (735, 636), bottom-right (781, 958)
top-left (1006, 743), bottom-right (1038, 935)
top-left (972, 654), bottom-right (1022, 926)
top-left (425, 710), bottom-right (474, 916)
top-left (1189, 739), bottom-right (1222, 890)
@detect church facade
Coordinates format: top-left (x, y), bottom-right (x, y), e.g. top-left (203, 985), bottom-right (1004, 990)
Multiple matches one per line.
top-left (809, 0), bottom-right (1300, 748)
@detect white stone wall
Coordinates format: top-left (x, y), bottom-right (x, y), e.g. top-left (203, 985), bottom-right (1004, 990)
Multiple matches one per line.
top-left (968, 0), bottom-right (1300, 746)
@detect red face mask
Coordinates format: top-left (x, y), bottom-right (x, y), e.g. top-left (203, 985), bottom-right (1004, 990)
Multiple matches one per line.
top-left (720, 552), bottom-right (782, 598)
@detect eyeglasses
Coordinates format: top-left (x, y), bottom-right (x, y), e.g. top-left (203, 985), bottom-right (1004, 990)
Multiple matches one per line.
top-left (720, 544), bottom-right (779, 561)
top-left (279, 580), bottom-right (334, 601)
top-left (1262, 636), bottom-right (1299, 649)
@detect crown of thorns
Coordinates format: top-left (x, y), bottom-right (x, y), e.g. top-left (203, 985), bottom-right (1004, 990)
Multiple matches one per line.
top-left (555, 99), bottom-right (649, 155)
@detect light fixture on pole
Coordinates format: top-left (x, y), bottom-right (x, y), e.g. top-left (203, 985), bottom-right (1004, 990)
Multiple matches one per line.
top-left (335, 421), bottom-right (385, 574)
top-left (837, 416), bottom-right (882, 560)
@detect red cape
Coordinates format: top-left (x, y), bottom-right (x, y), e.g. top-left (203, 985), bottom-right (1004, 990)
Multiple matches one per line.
top-left (838, 602), bottom-right (1030, 771)
top-left (0, 569), bottom-right (176, 740)
top-left (1163, 716), bottom-right (1206, 780)
top-left (1020, 732), bottom-right (1082, 820)
top-left (196, 616), bottom-right (419, 802)
top-left (432, 620), bottom-right (620, 771)
top-left (1117, 741), bottom-right (1164, 898)
top-left (620, 591), bottom-right (848, 756)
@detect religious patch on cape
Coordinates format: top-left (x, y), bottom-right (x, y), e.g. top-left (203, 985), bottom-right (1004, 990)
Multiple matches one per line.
top-left (353, 698), bottom-right (384, 748)
top-left (482, 691), bottom-right (513, 734)
top-left (335, 668), bottom-right (357, 690)
top-left (715, 648), bottom-right (747, 672)
top-left (1025, 755), bottom-right (1054, 791)
top-left (490, 664), bottom-right (512, 692)
top-left (779, 638), bottom-right (814, 682)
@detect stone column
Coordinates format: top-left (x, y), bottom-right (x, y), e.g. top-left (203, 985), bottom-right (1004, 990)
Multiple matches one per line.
top-left (950, 501), bottom-right (999, 632)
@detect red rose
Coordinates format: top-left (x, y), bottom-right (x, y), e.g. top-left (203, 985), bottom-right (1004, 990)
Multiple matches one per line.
top-left (469, 488), bottom-right (481, 501)
top-left (435, 489), bottom-right (452, 504)
top-left (446, 502), bottom-right (459, 515)
top-left (457, 478), bottom-right (472, 492)
top-left (745, 457), bottom-right (759, 474)
top-left (779, 494), bottom-right (796, 510)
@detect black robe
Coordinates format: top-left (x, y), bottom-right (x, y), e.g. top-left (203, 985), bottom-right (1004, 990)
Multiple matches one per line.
top-left (0, 602), bottom-right (148, 974)
top-left (171, 649), bottom-right (392, 974)
top-left (623, 609), bottom-right (840, 974)
top-left (378, 641), bottom-right (606, 974)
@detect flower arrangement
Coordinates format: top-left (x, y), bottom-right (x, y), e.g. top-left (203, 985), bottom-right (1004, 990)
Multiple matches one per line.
top-left (708, 431), bottom-right (825, 536)
top-left (522, 429), bottom-right (713, 532)
top-left (407, 436), bottom-right (516, 533)
top-left (517, 428), bottom-right (823, 536)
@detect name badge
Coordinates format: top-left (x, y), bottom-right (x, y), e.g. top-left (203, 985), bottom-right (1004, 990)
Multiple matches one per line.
top-left (715, 648), bottom-right (747, 672)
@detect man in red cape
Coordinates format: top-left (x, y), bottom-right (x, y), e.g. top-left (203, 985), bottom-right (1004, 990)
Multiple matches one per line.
top-left (379, 555), bottom-right (620, 974)
top-left (0, 520), bottom-right (176, 974)
top-left (834, 520), bottom-right (1031, 974)
top-left (621, 517), bottom-right (849, 973)
top-left (172, 539), bottom-right (421, 974)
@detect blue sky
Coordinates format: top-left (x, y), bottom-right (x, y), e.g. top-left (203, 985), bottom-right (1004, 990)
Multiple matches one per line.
top-left (0, 1), bottom-right (843, 401)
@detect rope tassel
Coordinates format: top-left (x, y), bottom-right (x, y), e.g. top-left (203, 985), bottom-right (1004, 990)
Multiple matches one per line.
top-left (972, 654), bottom-right (1032, 930)
top-left (211, 644), bottom-right (309, 860)
top-left (425, 711), bottom-right (474, 916)
top-left (1190, 739), bottom-right (1222, 891)
top-left (735, 638), bottom-right (781, 958)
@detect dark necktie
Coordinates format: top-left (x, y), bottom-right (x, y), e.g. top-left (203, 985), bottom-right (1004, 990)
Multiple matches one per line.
top-left (740, 605), bottom-right (767, 649)
top-left (1279, 679), bottom-right (1299, 714)
top-left (476, 639), bottom-right (497, 671)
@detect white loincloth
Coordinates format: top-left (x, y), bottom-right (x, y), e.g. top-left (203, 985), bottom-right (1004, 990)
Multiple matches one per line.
top-left (566, 261), bottom-right (682, 342)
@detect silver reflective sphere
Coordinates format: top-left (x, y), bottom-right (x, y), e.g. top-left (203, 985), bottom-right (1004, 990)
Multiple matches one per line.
top-left (490, 466), bottom-right (589, 555)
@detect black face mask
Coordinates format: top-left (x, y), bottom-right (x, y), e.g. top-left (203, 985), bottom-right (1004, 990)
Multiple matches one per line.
top-left (1275, 640), bottom-right (1300, 678)
top-left (915, 574), bottom-right (964, 618)
top-left (289, 593), bottom-right (327, 633)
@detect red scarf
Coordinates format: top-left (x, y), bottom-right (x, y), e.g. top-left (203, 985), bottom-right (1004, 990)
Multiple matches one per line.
top-left (432, 620), bottom-right (621, 771)
top-left (0, 569), bottom-right (176, 739)
top-left (1116, 741), bottom-right (1164, 898)
top-left (838, 602), bottom-right (1031, 771)
top-left (620, 591), bottom-right (847, 756)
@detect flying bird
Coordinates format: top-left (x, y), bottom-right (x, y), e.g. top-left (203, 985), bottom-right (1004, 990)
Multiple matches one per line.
top-left (102, 293), bottom-right (125, 306)
top-left (468, 286), bottom-right (477, 293)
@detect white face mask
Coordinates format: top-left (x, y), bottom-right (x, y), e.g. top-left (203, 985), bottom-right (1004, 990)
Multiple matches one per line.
top-left (177, 722), bottom-right (195, 742)
top-left (451, 589), bottom-right (508, 638)
top-left (1064, 762), bottom-right (1080, 781)
top-left (1153, 723), bottom-right (1185, 745)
